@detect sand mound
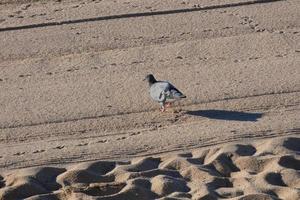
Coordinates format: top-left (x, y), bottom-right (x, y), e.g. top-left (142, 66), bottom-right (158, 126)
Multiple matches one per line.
top-left (0, 167), bottom-right (65, 200)
top-left (0, 136), bottom-right (299, 200)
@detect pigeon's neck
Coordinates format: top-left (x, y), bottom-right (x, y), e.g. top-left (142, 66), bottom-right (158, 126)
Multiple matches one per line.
top-left (148, 77), bottom-right (157, 86)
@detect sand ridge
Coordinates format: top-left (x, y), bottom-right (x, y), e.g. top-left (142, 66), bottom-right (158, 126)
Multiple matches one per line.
top-left (0, 136), bottom-right (299, 200)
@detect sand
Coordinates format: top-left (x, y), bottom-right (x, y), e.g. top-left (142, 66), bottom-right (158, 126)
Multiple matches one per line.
top-left (0, 136), bottom-right (299, 199)
top-left (0, 0), bottom-right (299, 199)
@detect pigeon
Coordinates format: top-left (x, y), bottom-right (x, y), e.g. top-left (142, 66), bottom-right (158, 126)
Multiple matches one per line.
top-left (144, 74), bottom-right (186, 112)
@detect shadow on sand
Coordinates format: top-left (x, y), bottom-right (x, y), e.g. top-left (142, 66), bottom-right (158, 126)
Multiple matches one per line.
top-left (186, 109), bottom-right (263, 122)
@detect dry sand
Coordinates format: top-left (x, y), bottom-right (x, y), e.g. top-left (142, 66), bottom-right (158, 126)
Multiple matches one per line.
top-left (0, 0), bottom-right (299, 199)
top-left (0, 136), bottom-right (299, 199)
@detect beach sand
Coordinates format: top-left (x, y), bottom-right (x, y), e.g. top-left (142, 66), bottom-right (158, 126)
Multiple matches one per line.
top-left (0, 0), bottom-right (299, 199)
top-left (0, 136), bottom-right (299, 199)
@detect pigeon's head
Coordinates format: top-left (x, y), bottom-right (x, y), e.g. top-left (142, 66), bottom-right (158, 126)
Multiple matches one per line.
top-left (144, 74), bottom-right (157, 85)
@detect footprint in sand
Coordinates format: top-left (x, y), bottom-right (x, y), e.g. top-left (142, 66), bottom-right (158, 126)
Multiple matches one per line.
top-left (54, 145), bottom-right (65, 150)
top-left (223, 26), bottom-right (233, 29)
top-left (275, 54), bottom-right (284, 57)
top-left (97, 139), bottom-right (108, 143)
top-left (21, 4), bottom-right (31, 10)
top-left (249, 57), bottom-right (259, 60)
top-left (54, 8), bottom-right (63, 12)
top-left (0, 176), bottom-right (4, 188)
top-left (203, 29), bottom-right (212, 32)
top-left (19, 74), bottom-right (31, 78)
top-left (76, 142), bottom-right (89, 146)
top-left (129, 132), bottom-right (141, 136)
top-left (116, 136), bottom-right (127, 141)
top-left (179, 32), bottom-right (190, 36)
top-left (33, 149), bottom-right (45, 154)
top-left (13, 152), bottom-right (25, 156)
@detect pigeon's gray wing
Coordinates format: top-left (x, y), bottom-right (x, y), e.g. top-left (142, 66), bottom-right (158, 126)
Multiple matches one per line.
top-left (166, 82), bottom-right (186, 100)
top-left (149, 82), bottom-right (170, 102)
top-left (149, 81), bottom-right (186, 102)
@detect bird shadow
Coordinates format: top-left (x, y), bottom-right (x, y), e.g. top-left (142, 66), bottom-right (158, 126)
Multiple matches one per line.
top-left (186, 109), bottom-right (263, 122)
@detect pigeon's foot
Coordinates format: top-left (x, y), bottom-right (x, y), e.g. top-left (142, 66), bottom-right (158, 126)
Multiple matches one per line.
top-left (160, 106), bottom-right (166, 112)
top-left (165, 102), bottom-right (172, 108)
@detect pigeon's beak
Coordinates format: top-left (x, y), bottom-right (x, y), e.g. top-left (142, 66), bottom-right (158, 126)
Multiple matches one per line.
top-left (143, 77), bottom-right (146, 81)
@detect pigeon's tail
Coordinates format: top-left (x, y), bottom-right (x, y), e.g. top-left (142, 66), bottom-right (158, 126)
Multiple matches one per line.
top-left (171, 90), bottom-right (186, 99)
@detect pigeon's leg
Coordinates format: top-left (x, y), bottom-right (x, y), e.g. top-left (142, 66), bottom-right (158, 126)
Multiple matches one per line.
top-left (159, 102), bottom-right (166, 112)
